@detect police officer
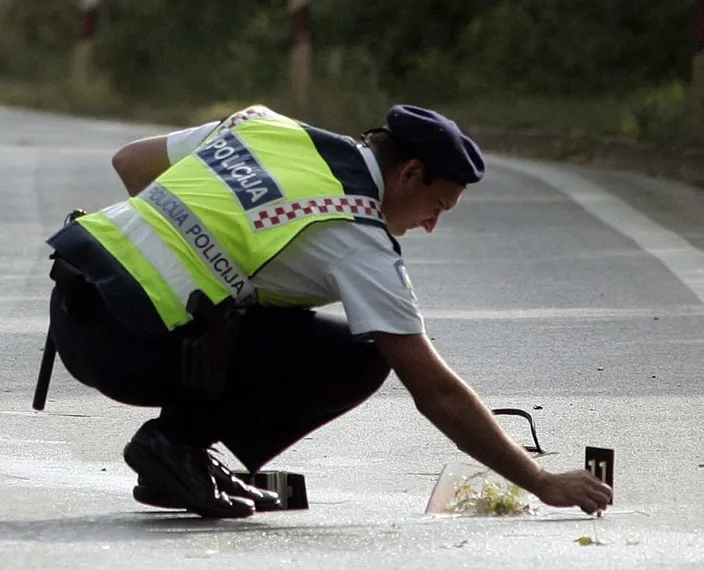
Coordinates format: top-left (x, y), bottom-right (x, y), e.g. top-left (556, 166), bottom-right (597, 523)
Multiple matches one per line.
top-left (46, 104), bottom-right (612, 519)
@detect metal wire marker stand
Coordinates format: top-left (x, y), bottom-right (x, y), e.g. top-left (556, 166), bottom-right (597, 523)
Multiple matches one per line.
top-left (492, 408), bottom-right (544, 454)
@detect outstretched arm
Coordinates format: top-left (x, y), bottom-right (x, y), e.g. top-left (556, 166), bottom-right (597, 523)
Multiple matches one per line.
top-left (373, 331), bottom-right (612, 514)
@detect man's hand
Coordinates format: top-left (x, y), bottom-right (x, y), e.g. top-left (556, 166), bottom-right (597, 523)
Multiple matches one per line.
top-left (535, 469), bottom-right (613, 514)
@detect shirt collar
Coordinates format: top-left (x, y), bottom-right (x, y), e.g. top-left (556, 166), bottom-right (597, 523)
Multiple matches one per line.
top-left (357, 144), bottom-right (384, 200)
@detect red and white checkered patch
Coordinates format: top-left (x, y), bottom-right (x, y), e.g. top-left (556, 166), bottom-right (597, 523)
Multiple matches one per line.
top-left (249, 196), bottom-right (383, 230)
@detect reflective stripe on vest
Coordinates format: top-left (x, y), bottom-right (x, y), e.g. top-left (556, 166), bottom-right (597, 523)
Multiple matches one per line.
top-left (102, 202), bottom-right (199, 301)
top-left (77, 205), bottom-right (191, 329)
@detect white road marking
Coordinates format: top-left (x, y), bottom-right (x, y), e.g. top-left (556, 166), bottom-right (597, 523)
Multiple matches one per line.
top-left (422, 306), bottom-right (704, 320)
top-left (321, 304), bottom-right (704, 321)
top-left (489, 156), bottom-right (704, 304)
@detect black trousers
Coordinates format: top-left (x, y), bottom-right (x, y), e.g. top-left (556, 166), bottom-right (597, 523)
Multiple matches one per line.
top-left (49, 287), bottom-right (391, 472)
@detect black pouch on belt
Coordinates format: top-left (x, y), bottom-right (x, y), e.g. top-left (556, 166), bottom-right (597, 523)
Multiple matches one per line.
top-left (180, 290), bottom-right (243, 399)
top-left (49, 255), bottom-right (100, 322)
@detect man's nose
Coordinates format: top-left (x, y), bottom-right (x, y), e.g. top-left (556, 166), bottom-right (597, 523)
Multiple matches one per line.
top-left (422, 214), bottom-right (439, 233)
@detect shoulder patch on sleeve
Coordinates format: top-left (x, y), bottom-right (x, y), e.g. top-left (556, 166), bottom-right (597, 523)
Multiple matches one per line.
top-left (394, 260), bottom-right (417, 303)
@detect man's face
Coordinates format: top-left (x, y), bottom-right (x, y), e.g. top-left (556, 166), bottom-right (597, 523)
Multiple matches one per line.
top-left (382, 160), bottom-right (465, 236)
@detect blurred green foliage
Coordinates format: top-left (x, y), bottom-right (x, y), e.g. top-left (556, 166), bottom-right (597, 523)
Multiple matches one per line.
top-left (0, 0), bottom-right (701, 144)
top-left (0, 1), bottom-right (80, 80)
top-left (93, 0), bottom-right (290, 102)
top-left (312, 0), bottom-right (695, 99)
top-left (454, 0), bottom-right (694, 96)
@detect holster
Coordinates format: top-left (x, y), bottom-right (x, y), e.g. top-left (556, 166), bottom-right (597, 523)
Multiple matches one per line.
top-left (49, 255), bottom-right (100, 322)
top-left (180, 290), bottom-right (244, 399)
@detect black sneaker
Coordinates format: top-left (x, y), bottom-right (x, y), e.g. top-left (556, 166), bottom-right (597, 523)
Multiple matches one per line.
top-left (123, 421), bottom-right (254, 519)
top-left (133, 450), bottom-right (281, 512)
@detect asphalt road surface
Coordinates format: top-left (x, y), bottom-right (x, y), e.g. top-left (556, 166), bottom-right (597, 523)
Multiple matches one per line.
top-left (1, 107), bottom-right (703, 569)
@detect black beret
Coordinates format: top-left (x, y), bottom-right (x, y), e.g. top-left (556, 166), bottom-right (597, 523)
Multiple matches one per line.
top-left (385, 105), bottom-right (485, 185)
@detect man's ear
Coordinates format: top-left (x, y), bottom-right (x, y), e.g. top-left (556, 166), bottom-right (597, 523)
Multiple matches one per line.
top-left (398, 158), bottom-right (424, 185)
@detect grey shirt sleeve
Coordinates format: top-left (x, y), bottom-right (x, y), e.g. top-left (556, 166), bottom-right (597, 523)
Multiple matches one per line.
top-left (165, 121), bottom-right (220, 164)
top-left (327, 241), bottom-right (425, 336)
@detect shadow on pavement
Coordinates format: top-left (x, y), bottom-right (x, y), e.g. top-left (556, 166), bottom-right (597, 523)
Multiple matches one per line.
top-left (0, 512), bottom-right (408, 544)
top-left (0, 512), bottom-right (277, 543)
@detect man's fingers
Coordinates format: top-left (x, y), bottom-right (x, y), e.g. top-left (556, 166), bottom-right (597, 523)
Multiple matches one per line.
top-left (593, 489), bottom-right (611, 507)
top-left (578, 477), bottom-right (610, 514)
top-left (584, 473), bottom-right (613, 496)
top-left (588, 479), bottom-right (613, 504)
top-left (579, 498), bottom-right (599, 515)
top-left (582, 486), bottom-right (610, 513)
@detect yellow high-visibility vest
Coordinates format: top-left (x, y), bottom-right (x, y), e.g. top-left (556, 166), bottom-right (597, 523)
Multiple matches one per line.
top-left (76, 105), bottom-right (386, 331)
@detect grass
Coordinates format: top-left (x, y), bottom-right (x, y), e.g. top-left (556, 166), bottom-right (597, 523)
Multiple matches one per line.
top-left (0, 77), bottom-right (196, 126)
top-left (443, 92), bottom-right (636, 138)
